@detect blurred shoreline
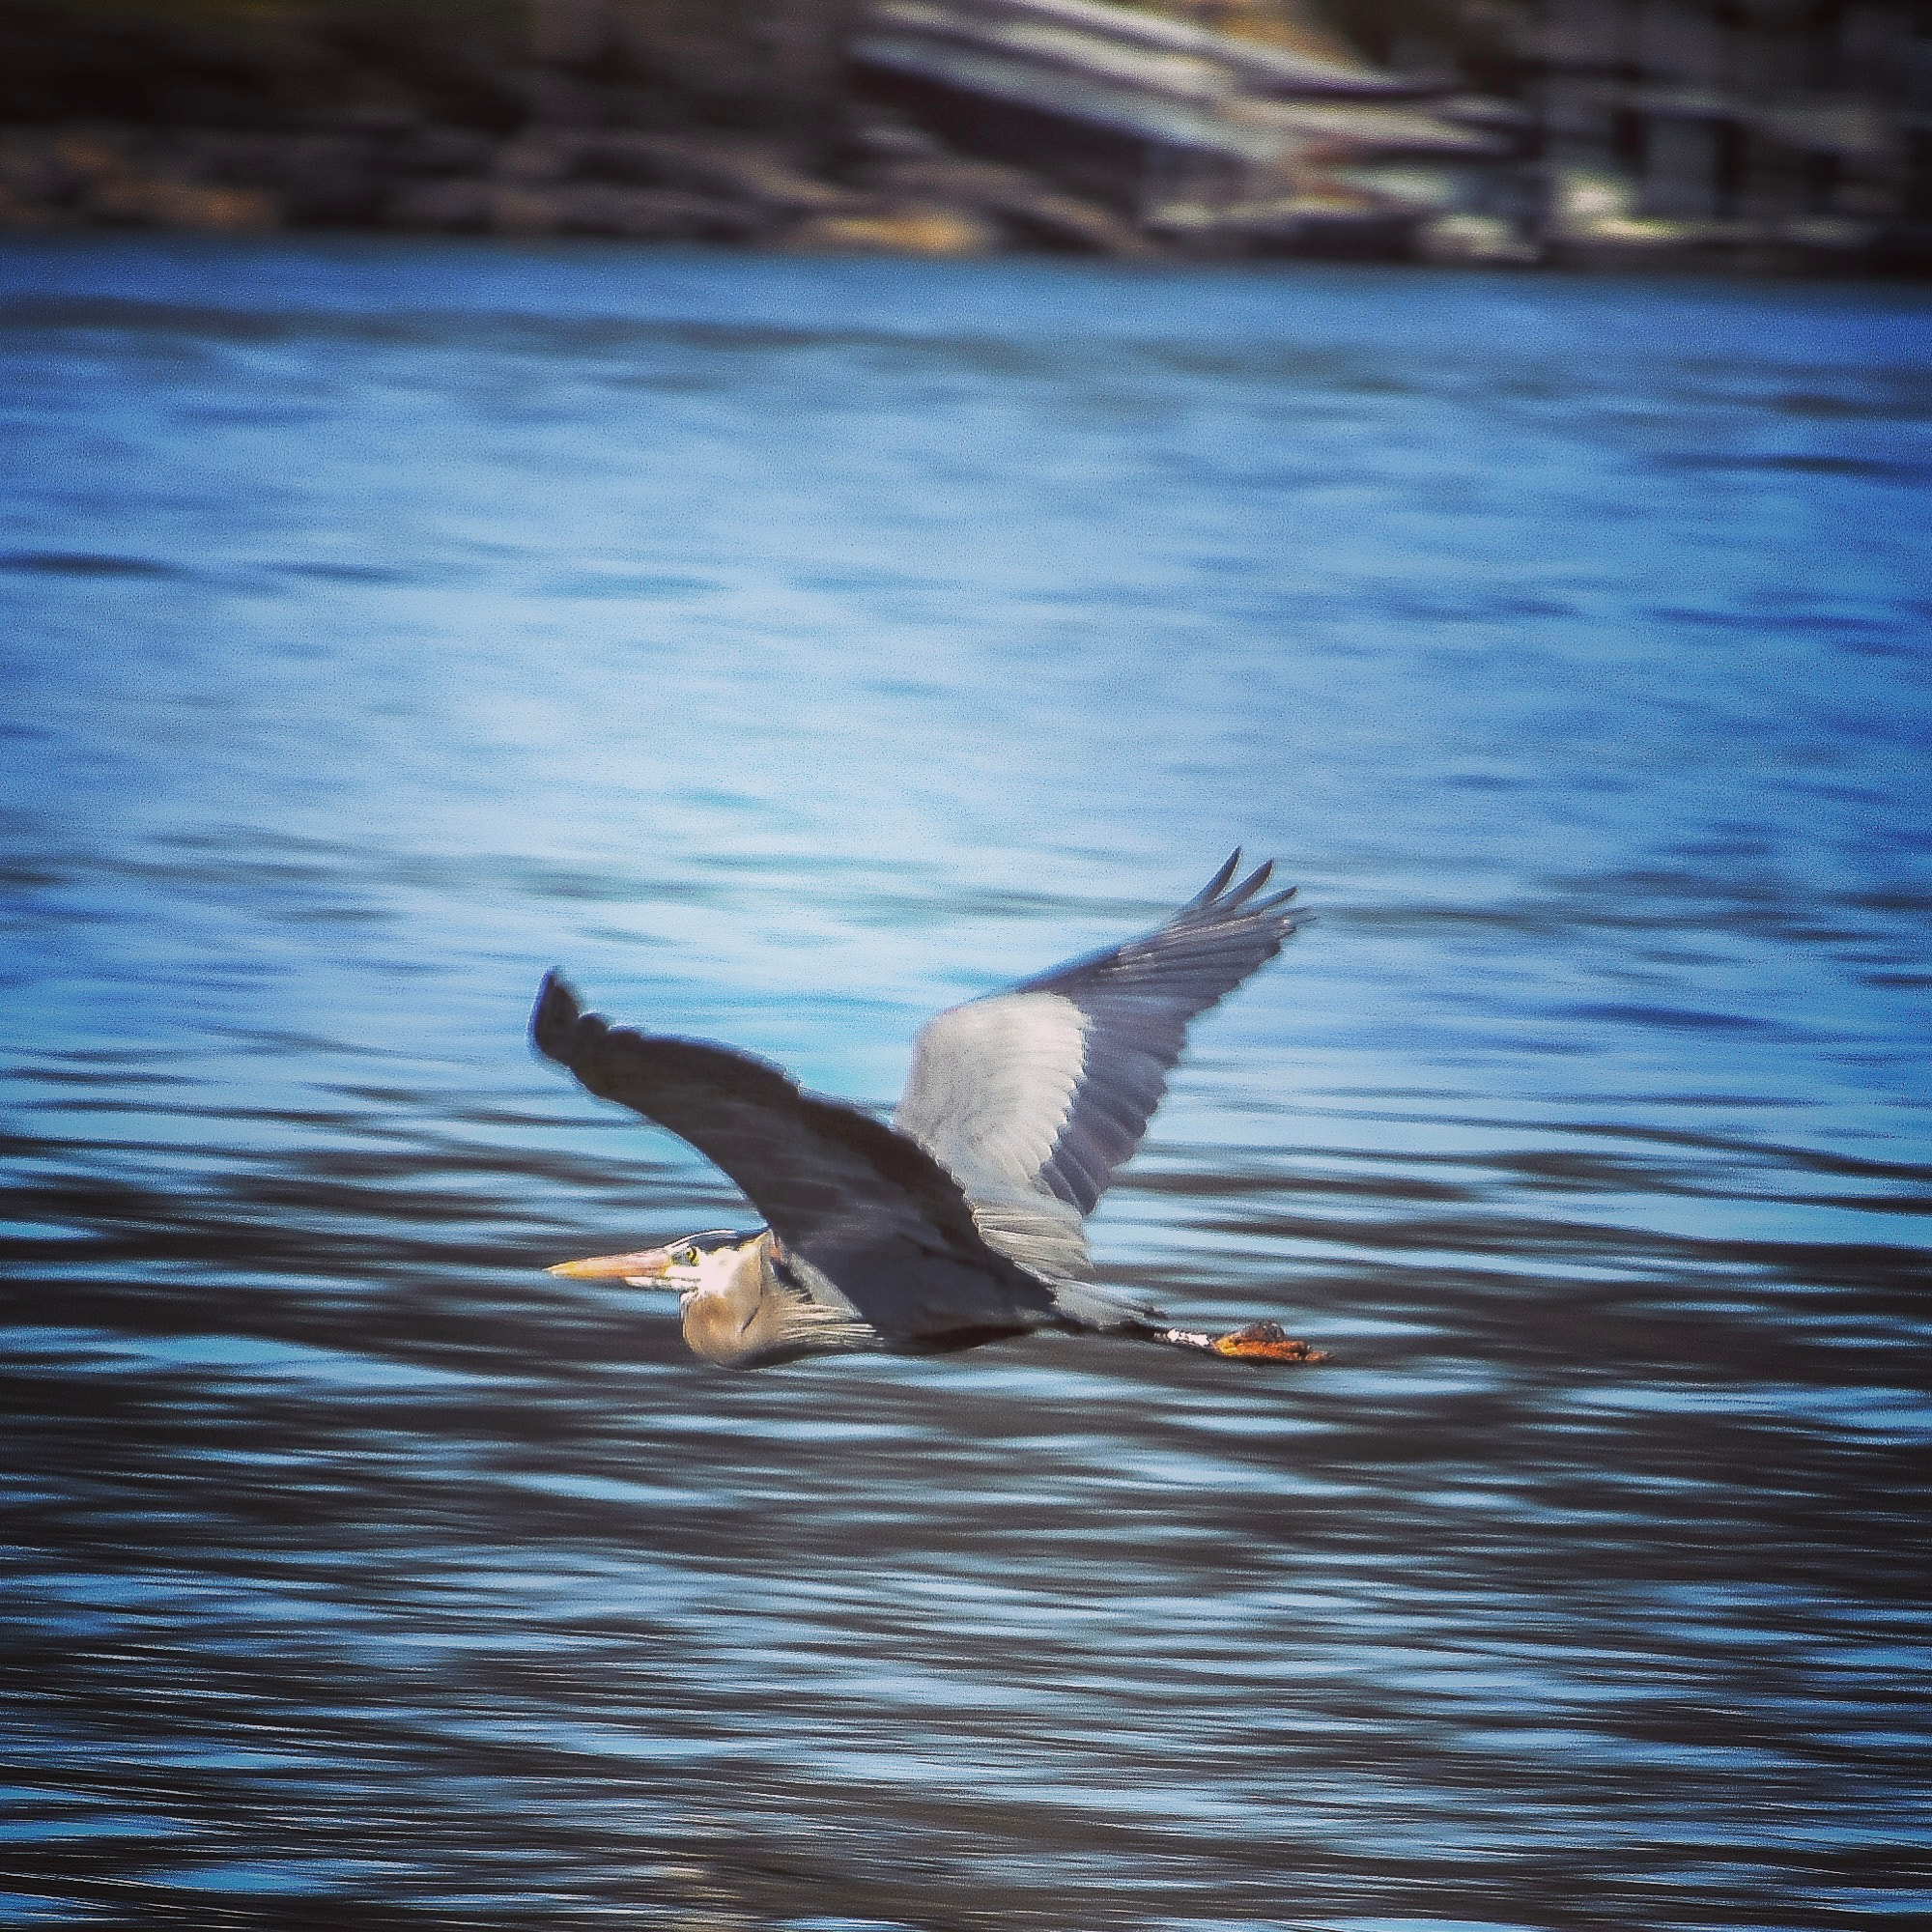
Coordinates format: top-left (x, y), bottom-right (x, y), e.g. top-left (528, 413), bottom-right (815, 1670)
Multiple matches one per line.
top-left (2, 0), bottom-right (1925, 273)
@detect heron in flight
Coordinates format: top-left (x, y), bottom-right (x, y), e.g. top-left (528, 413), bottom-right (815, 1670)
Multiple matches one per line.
top-left (536, 852), bottom-right (1321, 1370)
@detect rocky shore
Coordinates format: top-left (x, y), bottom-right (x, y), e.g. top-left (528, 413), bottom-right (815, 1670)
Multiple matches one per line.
top-left (4, 1), bottom-right (1921, 271)
top-left (0, 114), bottom-right (1160, 253)
top-left (0, 0), bottom-right (1159, 257)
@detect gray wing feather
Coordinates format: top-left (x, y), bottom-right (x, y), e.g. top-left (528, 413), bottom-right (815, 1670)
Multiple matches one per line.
top-left (895, 853), bottom-right (1301, 1270)
top-left (532, 973), bottom-right (1056, 1340)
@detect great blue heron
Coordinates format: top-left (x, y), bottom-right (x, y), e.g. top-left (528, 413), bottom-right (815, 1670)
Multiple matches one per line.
top-left (536, 852), bottom-right (1321, 1370)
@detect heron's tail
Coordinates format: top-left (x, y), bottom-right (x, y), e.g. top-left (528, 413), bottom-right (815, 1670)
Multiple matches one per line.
top-left (1129, 1319), bottom-right (1324, 1364)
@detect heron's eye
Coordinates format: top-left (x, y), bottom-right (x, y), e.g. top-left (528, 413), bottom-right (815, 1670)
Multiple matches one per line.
top-left (678, 1246), bottom-right (699, 1266)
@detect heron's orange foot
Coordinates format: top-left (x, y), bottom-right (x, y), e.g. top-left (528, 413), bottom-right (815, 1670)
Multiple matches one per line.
top-left (1210, 1321), bottom-right (1325, 1363)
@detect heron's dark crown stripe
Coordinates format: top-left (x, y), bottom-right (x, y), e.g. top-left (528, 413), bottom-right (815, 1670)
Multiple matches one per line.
top-left (682, 1229), bottom-right (758, 1253)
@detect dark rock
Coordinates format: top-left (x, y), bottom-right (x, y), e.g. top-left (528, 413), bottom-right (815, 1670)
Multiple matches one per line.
top-left (0, 127), bottom-right (73, 223)
top-left (47, 126), bottom-right (134, 190)
top-left (315, 9), bottom-right (523, 134)
top-left (385, 175), bottom-right (496, 233)
top-left (265, 131), bottom-right (384, 225)
top-left (855, 155), bottom-right (1156, 257)
top-left (389, 124), bottom-right (498, 179)
top-left (383, 176), bottom-right (759, 242)
top-left (86, 172), bottom-right (281, 231)
top-left (493, 132), bottom-right (584, 186)
top-left (0, 126), bottom-right (86, 209)
top-left (581, 131), bottom-right (865, 216)
top-left (546, 183), bottom-right (764, 242)
top-left (989, 189), bottom-right (1157, 259)
top-left (490, 185), bottom-right (565, 236)
top-left (171, 127), bottom-right (270, 173)
top-left (0, 0), bottom-right (523, 135)
top-left (29, 128), bottom-right (284, 230)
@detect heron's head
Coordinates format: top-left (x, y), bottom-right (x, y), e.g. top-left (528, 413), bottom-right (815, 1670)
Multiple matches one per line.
top-left (547, 1229), bottom-right (761, 1302)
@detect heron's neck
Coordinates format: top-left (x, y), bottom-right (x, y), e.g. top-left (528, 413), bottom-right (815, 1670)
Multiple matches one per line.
top-left (678, 1236), bottom-right (773, 1367)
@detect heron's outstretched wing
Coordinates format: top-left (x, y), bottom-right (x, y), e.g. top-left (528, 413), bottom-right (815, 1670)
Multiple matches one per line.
top-left (894, 853), bottom-right (1301, 1279)
top-left (532, 973), bottom-right (1057, 1338)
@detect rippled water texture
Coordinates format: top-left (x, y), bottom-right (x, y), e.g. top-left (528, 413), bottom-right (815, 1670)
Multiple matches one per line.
top-left (2, 239), bottom-right (1929, 1928)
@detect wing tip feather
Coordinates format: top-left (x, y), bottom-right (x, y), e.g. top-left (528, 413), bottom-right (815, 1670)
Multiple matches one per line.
top-left (1182, 852), bottom-right (1295, 925)
top-left (1223, 857), bottom-right (1275, 910)
top-left (532, 969), bottom-right (584, 1064)
top-left (1183, 848), bottom-right (1242, 913)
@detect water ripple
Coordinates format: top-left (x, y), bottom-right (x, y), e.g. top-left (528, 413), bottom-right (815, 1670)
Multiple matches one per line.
top-left (1, 238), bottom-right (1927, 1929)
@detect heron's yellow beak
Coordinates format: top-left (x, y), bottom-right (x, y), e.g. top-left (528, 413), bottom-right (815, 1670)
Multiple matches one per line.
top-left (547, 1247), bottom-right (676, 1282)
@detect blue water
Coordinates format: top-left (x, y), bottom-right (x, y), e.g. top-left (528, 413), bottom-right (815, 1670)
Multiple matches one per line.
top-left (2, 237), bottom-right (1928, 1928)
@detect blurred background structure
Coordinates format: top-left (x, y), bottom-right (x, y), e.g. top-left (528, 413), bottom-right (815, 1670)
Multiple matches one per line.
top-left (0, 0), bottom-right (1926, 267)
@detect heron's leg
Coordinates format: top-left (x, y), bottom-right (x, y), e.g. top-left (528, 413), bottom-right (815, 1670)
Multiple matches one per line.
top-left (1133, 1320), bottom-right (1324, 1363)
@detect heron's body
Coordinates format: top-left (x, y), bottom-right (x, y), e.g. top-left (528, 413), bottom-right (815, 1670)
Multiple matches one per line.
top-left (538, 854), bottom-right (1321, 1369)
top-left (647, 1231), bottom-right (1049, 1369)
